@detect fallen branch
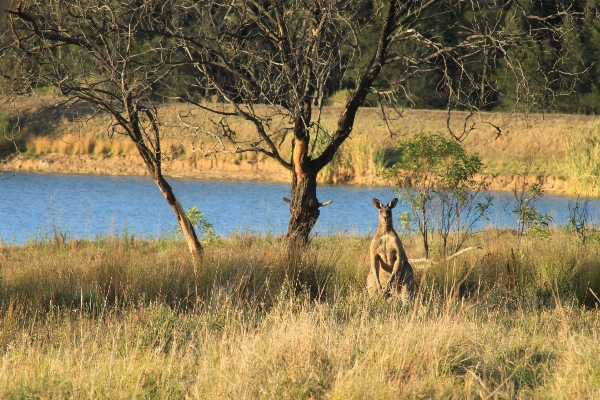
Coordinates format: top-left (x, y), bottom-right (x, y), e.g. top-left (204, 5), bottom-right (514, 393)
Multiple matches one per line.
top-left (588, 288), bottom-right (600, 304)
top-left (409, 257), bottom-right (438, 265)
top-left (446, 246), bottom-right (483, 261)
top-left (409, 246), bottom-right (483, 267)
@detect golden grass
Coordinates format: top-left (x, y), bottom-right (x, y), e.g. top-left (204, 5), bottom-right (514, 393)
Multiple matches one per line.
top-left (4, 96), bottom-right (600, 191)
top-left (25, 134), bottom-right (137, 157)
top-left (0, 230), bottom-right (599, 398)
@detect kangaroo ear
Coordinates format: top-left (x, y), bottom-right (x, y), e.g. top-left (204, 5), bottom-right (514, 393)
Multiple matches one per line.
top-left (388, 198), bottom-right (398, 209)
top-left (373, 198), bottom-right (384, 209)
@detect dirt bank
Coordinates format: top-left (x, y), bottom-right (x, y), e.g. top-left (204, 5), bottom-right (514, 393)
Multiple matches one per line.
top-left (2, 153), bottom-right (290, 182)
top-left (1, 153), bottom-right (569, 193)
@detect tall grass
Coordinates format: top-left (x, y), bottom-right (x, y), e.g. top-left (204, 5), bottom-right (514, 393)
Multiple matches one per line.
top-left (564, 122), bottom-right (600, 195)
top-left (315, 133), bottom-right (386, 183)
top-left (25, 134), bottom-right (137, 157)
top-left (0, 230), bottom-right (599, 398)
top-left (8, 96), bottom-right (599, 188)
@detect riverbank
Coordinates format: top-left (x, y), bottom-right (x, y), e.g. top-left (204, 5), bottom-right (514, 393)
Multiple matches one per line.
top-left (2, 96), bottom-right (599, 194)
top-left (1, 152), bottom-right (572, 193)
top-left (3, 152), bottom-right (292, 183)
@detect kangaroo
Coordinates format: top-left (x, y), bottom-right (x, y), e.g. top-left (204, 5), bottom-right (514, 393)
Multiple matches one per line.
top-left (368, 198), bottom-right (415, 298)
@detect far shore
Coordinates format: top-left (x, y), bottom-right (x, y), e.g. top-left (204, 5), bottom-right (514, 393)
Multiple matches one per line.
top-left (1, 152), bottom-right (572, 194)
top-left (3, 97), bottom-right (598, 196)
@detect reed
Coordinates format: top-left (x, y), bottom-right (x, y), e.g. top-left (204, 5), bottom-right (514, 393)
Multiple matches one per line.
top-left (312, 132), bottom-right (386, 183)
top-left (0, 229), bottom-right (599, 398)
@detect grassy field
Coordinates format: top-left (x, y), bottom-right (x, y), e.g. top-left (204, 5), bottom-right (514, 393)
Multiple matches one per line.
top-left (3, 96), bottom-right (600, 192)
top-left (1, 229), bottom-right (599, 398)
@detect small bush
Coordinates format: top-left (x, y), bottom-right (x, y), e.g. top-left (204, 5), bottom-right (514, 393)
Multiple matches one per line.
top-left (385, 132), bottom-right (490, 258)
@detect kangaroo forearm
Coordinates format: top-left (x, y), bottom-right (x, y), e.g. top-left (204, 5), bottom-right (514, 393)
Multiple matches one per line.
top-left (371, 257), bottom-right (383, 287)
top-left (390, 259), bottom-right (401, 278)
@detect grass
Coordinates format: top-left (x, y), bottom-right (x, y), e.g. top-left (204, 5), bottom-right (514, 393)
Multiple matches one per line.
top-left (0, 229), bottom-right (599, 398)
top-left (563, 122), bottom-right (600, 195)
top-left (3, 96), bottom-right (600, 191)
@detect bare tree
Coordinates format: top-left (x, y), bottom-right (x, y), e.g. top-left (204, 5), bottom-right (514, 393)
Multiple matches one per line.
top-left (1, 0), bottom-right (582, 246)
top-left (0, 0), bottom-right (204, 260)
top-left (165, 0), bottom-right (581, 244)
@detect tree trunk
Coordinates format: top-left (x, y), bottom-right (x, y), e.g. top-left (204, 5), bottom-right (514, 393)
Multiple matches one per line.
top-left (285, 80), bottom-right (319, 246)
top-left (286, 172), bottom-right (320, 245)
top-left (155, 175), bottom-right (204, 262)
top-left (128, 115), bottom-right (204, 263)
top-left (282, 0), bottom-right (402, 244)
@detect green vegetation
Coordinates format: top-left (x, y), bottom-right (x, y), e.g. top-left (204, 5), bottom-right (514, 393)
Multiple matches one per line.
top-left (0, 229), bottom-right (599, 397)
top-left (386, 133), bottom-right (491, 257)
top-left (168, 205), bottom-right (219, 244)
top-left (1, 0), bottom-right (597, 115)
top-left (510, 182), bottom-right (553, 240)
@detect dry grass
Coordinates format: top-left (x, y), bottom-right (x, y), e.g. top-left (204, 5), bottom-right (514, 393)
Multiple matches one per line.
top-left (0, 229), bottom-right (599, 398)
top-left (3, 96), bottom-right (600, 190)
top-left (25, 132), bottom-right (138, 157)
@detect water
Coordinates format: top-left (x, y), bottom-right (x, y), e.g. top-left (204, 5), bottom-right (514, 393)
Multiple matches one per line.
top-left (0, 172), bottom-right (598, 244)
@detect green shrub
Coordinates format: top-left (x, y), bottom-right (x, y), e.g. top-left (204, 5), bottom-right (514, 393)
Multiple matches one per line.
top-left (385, 132), bottom-right (491, 258)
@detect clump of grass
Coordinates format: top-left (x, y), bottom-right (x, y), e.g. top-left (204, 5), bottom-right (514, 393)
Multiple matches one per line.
top-left (24, 135), bottom-right (138, 157)
top-left (92, 139), bottom-right (111, 156)
top-left (564, 123), bottom-right (600, 195)
top-left (25, 136), bottom-right (52, 154)
top-left (315, 133), bottom-right (386, 183)
top-left (323, 89), bottom-right (352, 106)
top-left (72, 137), bottom-right (94, 155)
top-left (110, 138), bottom-right (138, 156)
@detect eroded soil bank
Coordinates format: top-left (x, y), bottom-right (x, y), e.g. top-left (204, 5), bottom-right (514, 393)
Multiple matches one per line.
top-left (1, 153), bottom-right (569, 194)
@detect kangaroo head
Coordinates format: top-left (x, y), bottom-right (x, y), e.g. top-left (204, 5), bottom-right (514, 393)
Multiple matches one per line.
top-left (373, 198), bottom-right (398, 225)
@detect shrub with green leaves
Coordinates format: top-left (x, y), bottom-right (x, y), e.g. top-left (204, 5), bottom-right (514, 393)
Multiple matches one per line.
top-left (167, 205), bottom-right (219, 244)
top-left (510, 182), bottom-right (552, 241)
top-left (385, 132), bottom-right (491, 258)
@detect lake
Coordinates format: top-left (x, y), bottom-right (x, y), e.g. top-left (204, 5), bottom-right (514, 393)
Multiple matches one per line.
top-left (0, 172), bottom-right (597, 244)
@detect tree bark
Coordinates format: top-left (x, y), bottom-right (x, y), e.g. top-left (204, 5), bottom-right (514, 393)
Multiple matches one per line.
top-left (129, 117), bottom-right (204, 262)
top-left (155, 175), bottom-right (203, 262)
top-left (285, 66), bottom-right (320, 245)
top-left (286, 171), bottom-right (320, 245)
